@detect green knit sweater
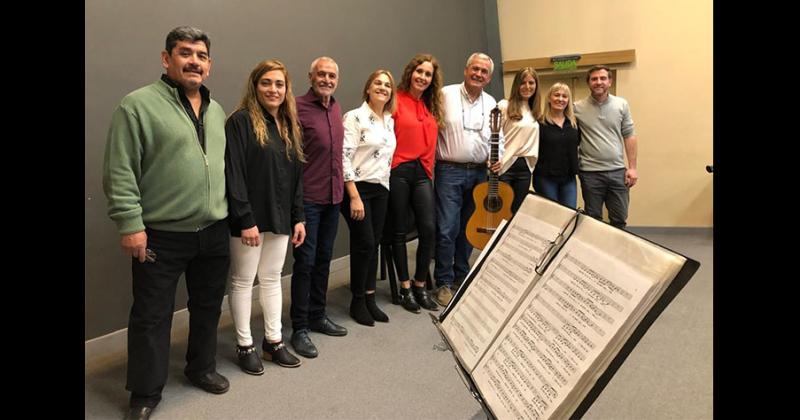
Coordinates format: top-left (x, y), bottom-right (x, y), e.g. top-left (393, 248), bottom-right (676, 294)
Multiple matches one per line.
top-left (103, 79), bottom-right (228, 234)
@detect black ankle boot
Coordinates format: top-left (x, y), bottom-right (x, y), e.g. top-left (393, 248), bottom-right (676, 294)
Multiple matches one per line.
top-left (262, 338), bottom-right (302, 368)
top-left (350, 296), bottom-right (375, 326)
top-left (413, 286), bottom-right (439, 311)
top-left (365, 293), bottom-right (389, 322)
top-left (399, 287), bottom-right (421, 314)
top-left (235, 344), bottom-right (264, 375)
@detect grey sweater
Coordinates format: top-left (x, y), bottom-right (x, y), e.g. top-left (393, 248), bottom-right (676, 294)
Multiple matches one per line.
top-left (574, 94), bottom-right (635, 172)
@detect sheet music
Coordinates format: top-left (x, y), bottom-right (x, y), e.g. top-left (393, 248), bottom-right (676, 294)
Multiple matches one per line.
top-left (463, 219), bottom-right (508, 286)
top-left (472, 238), bottom-right (654, 420)
top-left (436, 194), bottom-right (694, 419)
top-left (442, 209), bottom-right (562, 371)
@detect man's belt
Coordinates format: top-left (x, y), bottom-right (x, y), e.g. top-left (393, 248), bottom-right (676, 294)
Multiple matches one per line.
top-left (437, 160), bottom-right (484, 169)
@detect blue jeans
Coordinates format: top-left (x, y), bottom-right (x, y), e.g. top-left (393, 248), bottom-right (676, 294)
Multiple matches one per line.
top-left (434, 163), bottom-right (486, 287)
top-left (290, 202), bottom-right (340, 330)
top-left (578, 169), bottom-right (629, 228)
top-left (533, 174), bottom-right (577, 208)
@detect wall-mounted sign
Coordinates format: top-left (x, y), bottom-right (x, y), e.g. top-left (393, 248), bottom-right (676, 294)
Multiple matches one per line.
top-left (551, 54), bottom-right (581, 71)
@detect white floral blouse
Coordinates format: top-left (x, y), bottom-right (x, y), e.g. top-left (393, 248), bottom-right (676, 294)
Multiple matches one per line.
top-left (342, 101), bottom-right (396, 190)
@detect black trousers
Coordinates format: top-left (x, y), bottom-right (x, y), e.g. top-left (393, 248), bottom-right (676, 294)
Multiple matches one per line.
top-left (387, 160), bottom-right (436, 282)
top-left (341, 182), bottom-right (389, 297)
top-left (499, 157), bottom-right (532, 214)
top-left (126, 219), bottom-right (230, 408)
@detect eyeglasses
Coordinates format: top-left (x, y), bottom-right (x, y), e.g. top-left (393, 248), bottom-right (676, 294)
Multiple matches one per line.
top-left (461, 92), bottom-right (484, 133)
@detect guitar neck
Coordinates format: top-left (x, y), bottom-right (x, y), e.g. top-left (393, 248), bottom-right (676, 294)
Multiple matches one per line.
top-left (488, 133), bottom-right (499, 198)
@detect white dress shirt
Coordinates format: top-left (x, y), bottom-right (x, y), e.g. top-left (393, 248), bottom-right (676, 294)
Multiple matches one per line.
top-left (436, 83), bottom-right (498, 163)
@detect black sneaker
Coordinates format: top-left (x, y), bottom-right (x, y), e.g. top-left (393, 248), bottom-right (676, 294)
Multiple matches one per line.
top-left (262, 338), bottom-right (302, 368)
top-left (399, 287), bottom-right (421, 314)
top-left (413, 286), bottom-right (439, 311)
top-left (235, 344), bottom-right (264, 375)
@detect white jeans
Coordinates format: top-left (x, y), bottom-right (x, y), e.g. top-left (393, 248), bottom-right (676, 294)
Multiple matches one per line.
top-left (228, 232), bottom-right (289, 345)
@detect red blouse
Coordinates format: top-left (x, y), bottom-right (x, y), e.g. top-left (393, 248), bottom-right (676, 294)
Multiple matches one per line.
top-left (391, 90), bottom-right (438, 179)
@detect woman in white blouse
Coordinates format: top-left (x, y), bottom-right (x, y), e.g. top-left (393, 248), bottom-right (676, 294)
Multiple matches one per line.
top-left (493, 67), bottom-right (543, 213)
top-left (341, 69), bottom-right (397, 326)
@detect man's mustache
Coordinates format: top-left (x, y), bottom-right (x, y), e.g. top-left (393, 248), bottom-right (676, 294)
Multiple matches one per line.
top-left (183, 66), bottom-right (203, 75)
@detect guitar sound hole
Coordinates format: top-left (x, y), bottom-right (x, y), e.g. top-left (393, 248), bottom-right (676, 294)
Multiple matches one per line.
top-left (483, 196), bottom-right (503, 212)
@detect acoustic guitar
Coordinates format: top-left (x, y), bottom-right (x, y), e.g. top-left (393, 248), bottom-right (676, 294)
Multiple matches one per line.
top-left (466, 106), bottom-right (513, 250)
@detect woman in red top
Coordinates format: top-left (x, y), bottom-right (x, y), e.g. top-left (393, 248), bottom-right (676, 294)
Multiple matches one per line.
top-left (388, 54), bottom-right (444, 313)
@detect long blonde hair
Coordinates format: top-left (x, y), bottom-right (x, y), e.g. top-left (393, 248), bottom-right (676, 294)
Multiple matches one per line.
top-left (542, 82), bottom-right (576, 128)
top-left (506, 67), bottom-right (542, 121)
top-left (234, 59), bottom-right (305, 162)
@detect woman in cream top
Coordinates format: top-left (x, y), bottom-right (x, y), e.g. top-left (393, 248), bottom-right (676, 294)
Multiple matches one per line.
top-left (495, 67), bottom-right (542, 213)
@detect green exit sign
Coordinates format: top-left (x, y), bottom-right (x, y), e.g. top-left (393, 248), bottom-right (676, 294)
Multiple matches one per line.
top-left (553, 60), bottom-right (578, 71)
top-left (551, 54), bottom-right (581, 71)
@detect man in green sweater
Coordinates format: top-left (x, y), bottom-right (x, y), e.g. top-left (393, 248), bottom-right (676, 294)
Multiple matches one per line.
top-left (102, 26), bottom-right (230, 420)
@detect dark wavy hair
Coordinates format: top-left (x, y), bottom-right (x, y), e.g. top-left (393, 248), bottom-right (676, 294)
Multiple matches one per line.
top-left (397, 53), bottom-right (444, 128)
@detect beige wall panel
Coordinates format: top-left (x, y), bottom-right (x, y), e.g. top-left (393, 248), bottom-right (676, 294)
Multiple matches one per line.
top-left (497, 0), bottom-right (712, 227)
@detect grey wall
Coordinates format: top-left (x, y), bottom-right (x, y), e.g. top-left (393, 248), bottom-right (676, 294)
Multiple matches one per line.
top-left (85, 0), bottom-right (502, 340)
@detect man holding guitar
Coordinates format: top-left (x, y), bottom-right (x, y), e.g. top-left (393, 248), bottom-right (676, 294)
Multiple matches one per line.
top-left (465, 106), bottom-right (513, 251)
top-left (433, 52), bottom-right (498, 307)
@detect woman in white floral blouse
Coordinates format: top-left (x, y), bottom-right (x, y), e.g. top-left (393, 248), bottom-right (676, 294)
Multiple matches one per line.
top-left (340, 69), bottom-right (397, 326)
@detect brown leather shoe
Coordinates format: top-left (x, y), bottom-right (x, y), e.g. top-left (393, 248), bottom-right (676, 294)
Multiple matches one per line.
top-left (434, 285), bottom-right (453, 307)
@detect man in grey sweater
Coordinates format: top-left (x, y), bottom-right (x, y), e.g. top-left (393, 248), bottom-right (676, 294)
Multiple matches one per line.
top-left (574, 65), bottom-right (638, 229)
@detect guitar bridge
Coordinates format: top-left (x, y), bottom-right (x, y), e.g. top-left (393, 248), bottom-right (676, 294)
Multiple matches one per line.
top-left (476, 227), bottom-right (496, 234)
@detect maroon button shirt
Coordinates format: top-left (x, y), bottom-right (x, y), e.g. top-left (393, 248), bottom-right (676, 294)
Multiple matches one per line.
top-left (296, 88), bottom-right (344, 205)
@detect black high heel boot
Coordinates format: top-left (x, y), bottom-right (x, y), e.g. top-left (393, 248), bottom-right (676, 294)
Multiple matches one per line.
top-left (365, 293), bottom-right (389, 322)
top-left (349, 296), bottom-right (375, 326)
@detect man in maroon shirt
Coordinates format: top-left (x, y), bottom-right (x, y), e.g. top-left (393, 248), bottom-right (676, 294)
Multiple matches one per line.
top-left (290, 57), bottom-right (348, 358)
